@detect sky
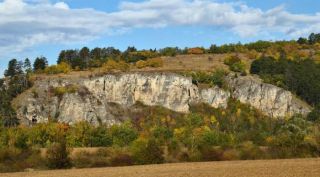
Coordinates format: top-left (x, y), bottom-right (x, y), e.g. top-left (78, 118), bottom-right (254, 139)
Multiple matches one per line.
top-left (0, 0), bottom-right (320, 74)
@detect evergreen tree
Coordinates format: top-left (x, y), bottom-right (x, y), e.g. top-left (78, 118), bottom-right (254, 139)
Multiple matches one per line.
top-left (33, 56), bottom-right (48, 71)
top-left (4, 59), bottom-right (23, 77)
top-left (23, 58), bottom-right (32, 73)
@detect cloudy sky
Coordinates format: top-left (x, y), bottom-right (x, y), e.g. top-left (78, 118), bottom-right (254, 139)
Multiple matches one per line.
top-left (0, 0), bottom-right (320, 73)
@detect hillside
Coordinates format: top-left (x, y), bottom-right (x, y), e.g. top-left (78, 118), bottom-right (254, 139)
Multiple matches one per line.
top-left (1, 38), bottom-right (320, 173)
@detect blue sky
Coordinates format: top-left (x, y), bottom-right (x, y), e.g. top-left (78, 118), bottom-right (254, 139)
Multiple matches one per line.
top-left (0, 0), bottom-right (320, 74)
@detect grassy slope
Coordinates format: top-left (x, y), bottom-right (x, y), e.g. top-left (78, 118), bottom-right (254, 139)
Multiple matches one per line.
top-left (2, 158), bottom-right (320, 177)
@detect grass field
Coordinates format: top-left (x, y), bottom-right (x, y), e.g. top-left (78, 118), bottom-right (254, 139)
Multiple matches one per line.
top-left (2, 158), bottom-right (319, 177)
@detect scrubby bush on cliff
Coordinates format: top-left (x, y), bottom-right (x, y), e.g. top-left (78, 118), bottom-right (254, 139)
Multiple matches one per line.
top-left (224, 55), bottom-right (247, 74)
top-left (51, 84), bottom-right (79, 98)
top-left (183, 69), bottom-right (227, 88)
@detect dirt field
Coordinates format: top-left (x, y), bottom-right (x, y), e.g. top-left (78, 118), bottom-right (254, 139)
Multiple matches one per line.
top-left (2, 158), bottom-right (319, 177)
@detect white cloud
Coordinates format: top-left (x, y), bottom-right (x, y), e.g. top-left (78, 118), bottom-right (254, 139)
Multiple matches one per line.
top-left (0, 0), bottom-right (320, 59)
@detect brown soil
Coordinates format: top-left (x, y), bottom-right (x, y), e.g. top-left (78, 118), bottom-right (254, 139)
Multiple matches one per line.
top-left (2, 158), bottom-right (320, 177)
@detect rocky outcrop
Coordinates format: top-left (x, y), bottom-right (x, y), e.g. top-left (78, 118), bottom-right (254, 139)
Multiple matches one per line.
top-left (13, 72), bottom-right (311, 125)
top-left (14, 73), bottom-right (229, 125)
top-left (225, 74), bottom-right (311, 117)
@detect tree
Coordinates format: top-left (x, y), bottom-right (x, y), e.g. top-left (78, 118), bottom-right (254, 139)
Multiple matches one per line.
top-left (23, 58), bottom-right (32, 73)
top-left (297, 37), bottom-right (308, 45)
top-left (79, 47), bottom-right (90, 68)
top-left (33, 56), bottom-right (48, 71)
top-left (4, 59), bottom-right (23, 77)
top-left (131, 138), bottom-right (164, 164)
top-left (46, 138), bottom-right (71, 169)
top-left (111, 121), bottom-right (138, 147)
top-left (308, 33), bottom-right (320, 44)
top-left (307, 104), bottom-right (320, 123)
top-left (90, 47), bottom-right (102, 60)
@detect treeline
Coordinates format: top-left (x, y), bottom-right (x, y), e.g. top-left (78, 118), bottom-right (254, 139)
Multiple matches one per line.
top-left (0, 101), bottom-right (319, 172)
top-left (54, 33), bottom-right (320, 70)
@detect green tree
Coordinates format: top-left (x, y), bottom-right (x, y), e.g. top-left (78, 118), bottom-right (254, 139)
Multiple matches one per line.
top-left (131, 138), bottom-right (164, 164)
top-left (111, 121), bottom-right (138, 147)
top-left (4, 59), bottom-right (23, 77)
top-left (33, 56), bottom-right (48, 71)
top-left (23, 58), bottom-right (32, 73)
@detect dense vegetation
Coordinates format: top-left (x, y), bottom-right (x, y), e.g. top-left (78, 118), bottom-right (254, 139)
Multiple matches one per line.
top-left (0, 102), bottom-right (319, 172)
top-left (250, 57), bottom-right (320, 107)
top-left (0, 58), bottom-right (32, 127)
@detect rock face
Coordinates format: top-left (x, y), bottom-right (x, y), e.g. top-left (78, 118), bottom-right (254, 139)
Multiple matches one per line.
top-left (13, 72), bottom-right (311, 125)
top-left (225, 74), bottom-right (311, 117)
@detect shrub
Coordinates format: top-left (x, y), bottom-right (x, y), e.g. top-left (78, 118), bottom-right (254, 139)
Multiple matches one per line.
top-left (110, 152), bottom-right (133, 166)
top-left (187, 47), bottom-right (205, 55)
top-left (184, 70), bottom-right (227, 88)
top-left (135, 58), bottom-right (164, 69)
top-left (131, 138), bottom-right (164, 165)
top-left (136, 60), bottom-right (147, 69)
top-left (224, 55), bottom-right (246, 74)
top-left (46, 139), bottom-right (71, 169)
top-left (111, 121), bottom-right (138, 147)
top-left (221, 148), bottom-right (240, 161)
top-left (44, 62), bottom-right (71, 75)
top-left (308, 104), bottom-right (320, 123)
top-left (72, 150), bottom-right (109, 168)
top-left (211, 69), bottom-right (227, 88)
top-left (90, 126), bottom-right (113, 147)
top-left (102, 60), bottom-right (129, 72)
top-left (146, 58), bottom-right (164, 68)
top-left (0, 148), bottom-right (45, 172)
top-left (52, 85), bottom-right (78, 98)
top-left (200, 146), bottom-right (224, 161)
top-left (238, 141), bottom-right (264, 160)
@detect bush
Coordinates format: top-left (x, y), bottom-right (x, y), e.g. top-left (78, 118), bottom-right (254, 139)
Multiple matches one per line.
top-left (110, 151), bottom-right (133, 167)
top-left (0, 148), bottom-right (45, 172)
top-left (187, 47), bottom-right (205, 55)
top-left (221, 148), bottom-right (240, 161)
top-left (308, 105), bottom-right (320, 123)
top-left (183, 70), bottom-right (227, 88)
top-left (52, 85), bottom-right (78, 98)
top-left (146, 58), bottom-right (164, 68)
top-left (136, 60), bottom-right (147, 69)
top-left (44, 62), bottom-right (71, 75)
top-left (72, 150), bottom-right (109, 168)
top-left (131, 138), bottom-right (164, 165)
top-left (224, 55), bottom-right (247, 74)
top-left (111, 121), bottom-right (138, 147)
top-left (200, 146), bottom-right (224, 161)
top-left (135, 58), bottom-right (164, 69)
top-left (102, 60), bottom-right (129, 72)
top-left (46, 139), bottom-right (71, 169)
top-left (238, 141), bottom-right (264, 160)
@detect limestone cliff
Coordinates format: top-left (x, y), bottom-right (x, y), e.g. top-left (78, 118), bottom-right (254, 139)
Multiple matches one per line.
top-left (13, 72), bottom-right (311, 125)
top-left (225, 74), bottom-right (311, 117)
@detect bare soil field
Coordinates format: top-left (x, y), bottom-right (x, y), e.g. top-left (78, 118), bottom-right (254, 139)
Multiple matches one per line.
top-left (2, 158), bottom-right (320, 177)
